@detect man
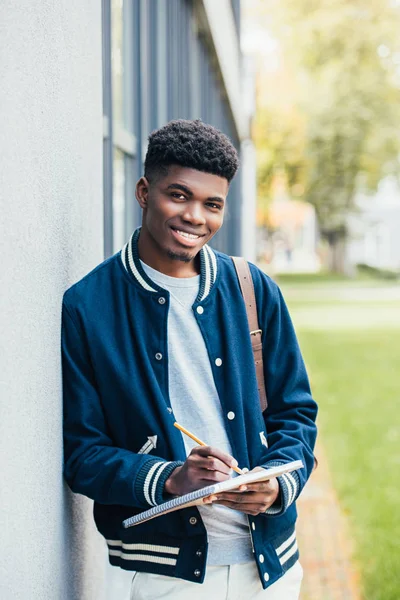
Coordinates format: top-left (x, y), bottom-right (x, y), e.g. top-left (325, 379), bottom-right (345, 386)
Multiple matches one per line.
top-left (62, 119), bottom-right (317, 599)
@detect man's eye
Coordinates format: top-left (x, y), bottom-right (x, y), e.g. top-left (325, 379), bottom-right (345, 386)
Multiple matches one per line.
top-left (207, 202), bottom-right (222, 210)
top-left (171, 193), bottom-right (186, 200)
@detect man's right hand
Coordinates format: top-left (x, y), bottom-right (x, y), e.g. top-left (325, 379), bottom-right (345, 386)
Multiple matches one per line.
top-left (164, 446), bottom-right (237, 496)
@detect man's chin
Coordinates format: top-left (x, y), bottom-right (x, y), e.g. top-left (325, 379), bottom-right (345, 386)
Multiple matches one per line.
top-left (167, 249), bottom-right (195, 263)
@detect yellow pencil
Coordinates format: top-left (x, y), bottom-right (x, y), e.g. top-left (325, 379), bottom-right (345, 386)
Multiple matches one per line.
top-left (173, 421), bottom-right (244, 475)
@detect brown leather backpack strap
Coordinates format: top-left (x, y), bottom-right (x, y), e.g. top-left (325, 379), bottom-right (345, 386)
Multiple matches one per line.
top-left (231, 257), bottom-right (318, 471)
top-left (231, 256), bottom-right (268, 413)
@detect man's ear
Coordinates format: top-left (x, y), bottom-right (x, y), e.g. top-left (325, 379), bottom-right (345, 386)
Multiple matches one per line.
top-left (135, 177), bottom-right (149, 209)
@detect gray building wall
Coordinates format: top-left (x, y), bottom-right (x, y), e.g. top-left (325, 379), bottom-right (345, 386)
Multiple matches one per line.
top-left (0, 2), bottom-right (107, 598)
top-left (0, 2), bottom-right (255, 598)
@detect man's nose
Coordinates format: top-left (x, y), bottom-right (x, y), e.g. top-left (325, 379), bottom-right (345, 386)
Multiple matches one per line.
top-left (181, 203), bottom-right (206, 225)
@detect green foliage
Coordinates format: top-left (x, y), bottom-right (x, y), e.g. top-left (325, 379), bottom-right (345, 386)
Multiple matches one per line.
top-left (254, 105), bottom-right (307, 206)
top-left (253, 0), bottom-right (400, 237)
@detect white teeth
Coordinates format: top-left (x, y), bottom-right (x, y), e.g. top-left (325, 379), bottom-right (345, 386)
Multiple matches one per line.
top-left (175, 229), bottom-right (200, 240)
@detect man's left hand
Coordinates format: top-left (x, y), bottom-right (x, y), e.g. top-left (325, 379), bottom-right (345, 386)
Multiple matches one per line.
top-left (207, 473), bottom-right (280, 516)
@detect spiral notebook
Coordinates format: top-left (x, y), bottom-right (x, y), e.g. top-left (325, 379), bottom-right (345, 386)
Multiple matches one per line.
top-left (123, 460), bottom-right (303, 528)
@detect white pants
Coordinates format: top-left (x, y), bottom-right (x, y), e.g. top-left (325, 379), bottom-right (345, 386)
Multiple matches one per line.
top-left (130, 561), bottom-right (303, 600)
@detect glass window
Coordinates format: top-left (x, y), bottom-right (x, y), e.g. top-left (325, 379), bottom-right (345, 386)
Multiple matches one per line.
top-left (111, 0), bottom-right (124, 128)
top-left (112, 149), bottom-right (126, 252)
top-left (102, 0), bottom-right (137, 256)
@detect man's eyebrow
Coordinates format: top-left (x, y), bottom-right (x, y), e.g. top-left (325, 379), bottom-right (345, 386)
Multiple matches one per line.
top-left (207, 196), bottom-right (225, 204)
top-left (167, 183), bottom-right (225, 203)
top-left (167, 183), bottom-right (193, 196)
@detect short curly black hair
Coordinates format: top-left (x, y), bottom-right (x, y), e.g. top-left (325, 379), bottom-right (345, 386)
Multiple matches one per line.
top-left (144, 119), bottom-right (239, 183)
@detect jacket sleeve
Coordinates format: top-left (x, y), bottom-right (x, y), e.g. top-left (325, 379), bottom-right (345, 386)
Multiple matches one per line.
top-left (258, 281), bottom-right (318, 517)
top-left (62, 301), bottom-right (182, 508)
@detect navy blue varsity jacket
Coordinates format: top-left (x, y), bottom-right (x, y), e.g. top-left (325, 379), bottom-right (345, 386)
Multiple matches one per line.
top-left (62, 228), bottom-right (318, 590)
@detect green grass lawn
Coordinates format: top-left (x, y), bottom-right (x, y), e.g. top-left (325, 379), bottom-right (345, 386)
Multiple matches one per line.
top-left (276, 274), bottom-right (400, 600)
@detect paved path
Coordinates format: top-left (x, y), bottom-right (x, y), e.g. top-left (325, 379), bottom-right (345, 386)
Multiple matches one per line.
top-left (296, 440), bottom-right (361, 600)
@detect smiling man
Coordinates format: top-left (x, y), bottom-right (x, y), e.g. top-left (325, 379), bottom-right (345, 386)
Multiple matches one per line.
top-left (62, 120), bottom-right (317, 599)
top-left (136, 164), bottom-right (226, 274)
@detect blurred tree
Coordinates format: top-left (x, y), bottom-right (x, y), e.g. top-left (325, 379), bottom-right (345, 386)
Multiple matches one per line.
top-left (249, 0), bottom-right (400, 271)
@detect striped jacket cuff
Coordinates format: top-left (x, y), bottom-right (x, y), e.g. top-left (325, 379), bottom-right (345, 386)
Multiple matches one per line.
top-left (262, 461), bottom-right (301, 516)
top-left (135, 459), bottom-right (183, 507)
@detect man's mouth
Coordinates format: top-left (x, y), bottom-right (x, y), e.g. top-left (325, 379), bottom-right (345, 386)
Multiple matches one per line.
top-left (170, 227), bottom-right (205, 245)
top-left (173, 229), bottom-right (201, 240)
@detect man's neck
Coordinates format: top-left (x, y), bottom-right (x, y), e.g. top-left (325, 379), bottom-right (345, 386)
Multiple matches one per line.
top-left (137, 229), bottom-right (200, 278)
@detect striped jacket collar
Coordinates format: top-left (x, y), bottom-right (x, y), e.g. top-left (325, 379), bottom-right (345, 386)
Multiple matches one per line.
top-left (121, 228), bottom-right (218, 302)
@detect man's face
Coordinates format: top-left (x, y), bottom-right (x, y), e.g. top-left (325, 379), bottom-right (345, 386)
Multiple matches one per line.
top-left (136, 165), bottom-right (228, 263)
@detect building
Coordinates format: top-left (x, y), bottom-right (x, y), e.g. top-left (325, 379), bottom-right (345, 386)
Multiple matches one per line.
top-left (266, 199), bottom-right (320, 274)
top-left (102, 0), bottom-right (255, 259)
top-left (347, 177), bottom-right (400, 273)
top-left (0, 1), bottom-right (255, 598)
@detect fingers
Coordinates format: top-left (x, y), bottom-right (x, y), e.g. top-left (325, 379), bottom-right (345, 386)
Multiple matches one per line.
top-left (176, 446), bottom-right (236, 492)
top-left (195, 456), bottom-right (232, 475)
top-left (212, 491), bottom-right (271, 504)
top-left (187, 457), bottom-right (231, 478)
top-left (192, 446), bottom-right (237, 470)
top-left (239, 481), bottom-right (272, 493)
top-left (214, 499), bottom-right (272, 516)
top-left (241, 476), bottom-right (279, 495)
top-left (198, 469), bottom-right (233, 484)
top-left (209, 481), bottom-right (280, 515)
top-left (166, 447), bottom-right (238, 496)
top-left (210, 490), bottom-right (276, 514)
top-left (188, 446), bottom-right (236, 476)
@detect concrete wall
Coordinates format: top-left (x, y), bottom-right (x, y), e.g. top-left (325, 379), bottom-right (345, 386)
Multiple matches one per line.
top-left (0, 2), bottom-right (256, 597)
top-left (0, 2), bottom-right (108, 598)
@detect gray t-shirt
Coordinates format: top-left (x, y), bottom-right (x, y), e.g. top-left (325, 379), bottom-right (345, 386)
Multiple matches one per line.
top-left (141, 261), bottom-right (253, 565)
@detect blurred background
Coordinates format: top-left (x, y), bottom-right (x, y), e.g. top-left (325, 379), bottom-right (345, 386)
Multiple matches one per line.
top-left (1, 1), bottom-right (399, 599)
top-left (243, 2), bottom-right (400, 599)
